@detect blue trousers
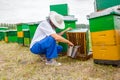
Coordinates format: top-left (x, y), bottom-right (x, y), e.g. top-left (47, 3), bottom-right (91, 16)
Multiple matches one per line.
top-left (30, 36), bottom-right (63, 59)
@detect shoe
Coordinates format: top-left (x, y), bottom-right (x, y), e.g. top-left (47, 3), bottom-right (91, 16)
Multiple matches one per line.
top-left (39, 54), bottom-right (46, 62)
top-left (45, 59), bottom-right (61, 66)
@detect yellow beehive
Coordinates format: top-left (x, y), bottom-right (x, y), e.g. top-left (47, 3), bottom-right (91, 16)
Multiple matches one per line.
top-left (91, 30), bottom-right (120, 46)
top-left (92, 45), bottom-right (120, 60)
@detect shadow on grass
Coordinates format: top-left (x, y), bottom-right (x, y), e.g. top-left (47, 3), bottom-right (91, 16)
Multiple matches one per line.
top-left (57, 55), bottom-right (82, 64)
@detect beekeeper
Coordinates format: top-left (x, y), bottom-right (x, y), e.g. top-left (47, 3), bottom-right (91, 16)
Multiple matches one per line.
top-left (30, 11), bottom-right (74, 66)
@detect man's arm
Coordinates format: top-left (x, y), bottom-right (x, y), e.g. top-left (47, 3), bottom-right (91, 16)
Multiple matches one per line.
top-left (51, 33), bottom-right (74, 46)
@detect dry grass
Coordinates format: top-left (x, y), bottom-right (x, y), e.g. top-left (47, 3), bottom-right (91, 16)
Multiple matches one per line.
top-left (0, 41), bottom-right (120, 80)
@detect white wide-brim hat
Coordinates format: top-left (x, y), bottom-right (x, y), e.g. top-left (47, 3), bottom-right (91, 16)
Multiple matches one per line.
top-left (49, 11), bottom-right (65, 29)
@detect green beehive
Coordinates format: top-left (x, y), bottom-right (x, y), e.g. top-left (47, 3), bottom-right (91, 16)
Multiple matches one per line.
top-left (17, 23), bottom-right (29, 31)
top-left (95, 0), bottom-right (120, 11)
top-left (0, 31), bottom-right (5, 41)
top-left (0, 27), bottom-right (8, 41)
top-left (0, 27), bottom-right (8, 31)
top-left (17, 24), bottom-right (22, 31)
top-left (50, 4), bottom-right (68, 16)
top-left (29, 23), bottom-right (39, 39)
top-left (23, 29), bottom-right (30, 38)
top-left (16, 23), bottom-right (29, 45)
top-left (23, 29), bottom-right (30, 47)
top-left (8, 36), bottom-right (17, 42)
top-left (7, 30), bottom-right (17, 42)
top-left (56, 16), bottom-right (77, 53)
top-left (8, 30), bottom-right (17, 36)
top-left (17, 37), bottom-right (24, 44)
top-left (16, 24), bottom-right (22, 31)
top-left (88, 8), bottom-right (120, 32)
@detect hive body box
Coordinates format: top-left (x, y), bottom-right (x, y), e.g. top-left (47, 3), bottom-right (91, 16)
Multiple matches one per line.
top-left (94, 0), bottom-right (120, 11)
top-left (50, 4), bottom-right (68, 16)
top-left (5, 30), bottom-right (17, 43)
top-left (0, 27), bottom-right (8, 41)
top-left (66, 29), bottom-right (91, 60)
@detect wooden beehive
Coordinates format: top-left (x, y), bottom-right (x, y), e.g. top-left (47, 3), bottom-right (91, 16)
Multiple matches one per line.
top-left (66, 29), bottom-right (92, 60)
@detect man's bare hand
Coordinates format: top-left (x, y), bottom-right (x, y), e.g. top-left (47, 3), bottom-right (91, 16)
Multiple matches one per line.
top-left (68, 41), bottom-right (74, 46)
top-left (58, 27), bottom-right (72, 36)
top-left (65, 27), bottom-right (72, 31)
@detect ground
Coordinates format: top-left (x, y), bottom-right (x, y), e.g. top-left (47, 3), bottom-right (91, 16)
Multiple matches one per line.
top-left (0, 41), bottom-right (120, 80)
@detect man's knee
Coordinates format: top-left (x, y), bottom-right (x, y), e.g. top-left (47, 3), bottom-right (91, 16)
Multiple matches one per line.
top-left (47, 36), bottom-right (56, 46)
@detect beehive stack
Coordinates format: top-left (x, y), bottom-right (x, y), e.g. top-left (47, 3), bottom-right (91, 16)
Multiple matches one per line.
top-left (7, 30), bottom-right (17, 43)
top-left (0, 27), bottom-right (8, 41)
top-left (17, 23), bottom-right (29, 45)
top-left (88, 7), bottom-right (120, 66)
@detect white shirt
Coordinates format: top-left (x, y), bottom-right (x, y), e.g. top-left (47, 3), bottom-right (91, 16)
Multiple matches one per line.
top-left (30, 20), bottom-right (56, 48)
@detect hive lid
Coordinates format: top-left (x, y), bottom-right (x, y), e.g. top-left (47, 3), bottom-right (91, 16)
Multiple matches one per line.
top-left (0, 27), bottom-right (8, 28)
top-left (23, 29), bottom-right (29, 31)
top-left (0, 30), bottom-right (8, 32)
top-left (64, 15), bottom-right (77, 21)
top-left (6, 29), bottom-right (17, 31)
top-left (88, 5), bottom-right (120, 19)
top-left (67, 28), bottom-right (88, 32)
top-left (16, 21), bottom-right (41, 25)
